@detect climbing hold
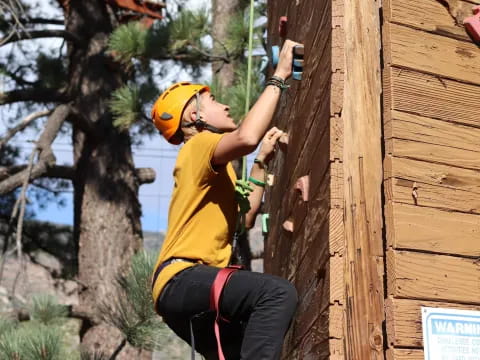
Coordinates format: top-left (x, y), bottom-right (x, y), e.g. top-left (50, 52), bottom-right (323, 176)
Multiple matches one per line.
top-left (279, 16), bottom-right (288, 38)
top-left (267, 174), bottom-right (275, 186)
top-left (292, 45), bottom-right (304, 80)
top-left (464, 5), bottom-right (480, 43)
top-left (282, 219), bottom-right (294, 233)
top-left (262, 213), bottom-right (270, 235)
top-left (269, 45), bottom-right (304, 81)
top-left (295, 175), bottom-right (310, 202)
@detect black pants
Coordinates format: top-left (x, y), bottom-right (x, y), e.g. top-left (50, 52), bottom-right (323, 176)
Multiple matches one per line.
top-left (156, 265), bottom-right (298, 360)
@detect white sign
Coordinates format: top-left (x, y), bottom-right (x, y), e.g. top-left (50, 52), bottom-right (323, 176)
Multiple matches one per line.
top-left (423, 307), bottom-right (480, 360)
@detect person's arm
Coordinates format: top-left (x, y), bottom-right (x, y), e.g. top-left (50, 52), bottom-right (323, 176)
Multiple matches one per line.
top-left (245, 127), bottom-right (284, 228)
top-left (212, 40), bottom-right (302, 166)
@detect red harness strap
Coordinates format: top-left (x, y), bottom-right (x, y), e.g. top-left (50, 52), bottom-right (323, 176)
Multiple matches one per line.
top-left (210, 266), bottom-right (242, 360)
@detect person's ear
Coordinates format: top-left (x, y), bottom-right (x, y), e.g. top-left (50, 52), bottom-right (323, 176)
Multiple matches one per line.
top-left (189, 109), bottom-right (197, 122)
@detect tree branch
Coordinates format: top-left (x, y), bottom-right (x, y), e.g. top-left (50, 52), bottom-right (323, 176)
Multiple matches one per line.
top-left (19, 17), bottom-right (65, 25)
top-left (135, 167), bottom-right (155, 185)
top-left (0, 65), bottom-right (36, 86)
top-left (0, 109), bottom-right (52, 149)
top-left (0, 87), bottom-right (69, 105)
top-left (0, 29), bottom-right (83, 47)
top-left (0, 104), bottom-right (71, 195)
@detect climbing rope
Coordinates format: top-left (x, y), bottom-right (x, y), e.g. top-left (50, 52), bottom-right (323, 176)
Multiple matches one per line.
top-left (234, 0), bottom-right (256, 237)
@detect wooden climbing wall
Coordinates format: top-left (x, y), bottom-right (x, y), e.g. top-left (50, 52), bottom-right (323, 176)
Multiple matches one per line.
top-left (264, 0), bottom-right (343, 358)
top-left (266, 0), bottom-right (480, 359)
top-left (383, 0), bottom-right (480, 358)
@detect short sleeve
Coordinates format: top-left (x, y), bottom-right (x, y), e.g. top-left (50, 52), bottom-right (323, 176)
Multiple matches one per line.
top-left (183, 132), bottom-right (225, 183)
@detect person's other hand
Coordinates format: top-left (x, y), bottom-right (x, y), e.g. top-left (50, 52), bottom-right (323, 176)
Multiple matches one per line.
top-left (256, 127), bottom-right (284, 165)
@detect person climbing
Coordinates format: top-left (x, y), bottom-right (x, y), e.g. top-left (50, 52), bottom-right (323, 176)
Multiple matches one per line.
top-left (150, 39), bottom-right (302, 360)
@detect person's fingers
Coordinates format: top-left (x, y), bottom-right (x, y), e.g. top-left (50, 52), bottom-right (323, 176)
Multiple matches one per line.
top-left (271, 130), bottom-right (284, 143)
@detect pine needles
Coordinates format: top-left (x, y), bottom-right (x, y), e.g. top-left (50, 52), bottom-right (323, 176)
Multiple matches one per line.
top-left (108, 22), bottom-right (149, 65)
top-left (100, 251), bottom-right (168, 351)
top-left (0, 295), bottom-right (67, 360)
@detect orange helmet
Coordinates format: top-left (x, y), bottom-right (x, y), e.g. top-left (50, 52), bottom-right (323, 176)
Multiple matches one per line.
top-left (151, 82), bottom-right (210, 144)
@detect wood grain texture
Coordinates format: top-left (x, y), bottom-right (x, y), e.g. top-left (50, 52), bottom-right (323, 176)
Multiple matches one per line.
top-left (343, 0), bottom-right (384, 358)
top-left (386, 348), bottom-right (424, 360)
top-left (329, 208), bottom-right (344, 256)
top-left (330, 254), bottom-right (345, 305)
top-left (386, 202), bottom-right (480, 256)
top-left (387, 67), bottom-right (480, 128)
top-left (384, 22), bottom-right (480, 85)
top-left (384, 0), bottom-right (473, 41)
top-left (387, 250), bottom-right (480, 304)
top-left (386, 297), bottom-right (480, 347)
top-left (385, 110), bottom-right (480, 171)
top-left (384, 156), bottom-right (480, 194)
top-left (330, 339), bottom-right (345, 360)
top-left (330, 115), bottom-right (343, 161)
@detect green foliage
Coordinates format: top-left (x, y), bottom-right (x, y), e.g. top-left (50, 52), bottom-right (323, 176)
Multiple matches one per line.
top-left (80, 350), bottom-right (108, 360)
top-left (0, 317), bottom-right (16, 337)
top-left (108, 22), bottom-right (149, 65)
top-left (109, 82), bottom-right (157, 131)
top-left (100, 251), bottom-right (167, 350)
top-left (209, 60), bottom-right (263, 123)
top-left (28, 294), bottom-right (68, 326)
top-left (0, 295), bottom-right (69, 359)
top-left (169, 9), bottom-right (209, 53)
top-left (0, 322), bottom-right (64, 360)
top-left (21, 324), bottom-right (64, 360)
top-left (109, 85), bottom-right (142, 131)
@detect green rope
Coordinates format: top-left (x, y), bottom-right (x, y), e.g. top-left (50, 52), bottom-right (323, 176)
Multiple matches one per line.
top-left (235, 0), bottom-right (256, 235)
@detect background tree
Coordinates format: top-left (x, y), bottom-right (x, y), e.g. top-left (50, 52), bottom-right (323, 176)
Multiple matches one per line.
top-left (0, 0), bottom-right (267, 356)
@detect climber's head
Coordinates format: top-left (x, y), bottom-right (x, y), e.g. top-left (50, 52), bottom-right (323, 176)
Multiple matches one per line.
top-left (151, 82), bottom-right (236, 144)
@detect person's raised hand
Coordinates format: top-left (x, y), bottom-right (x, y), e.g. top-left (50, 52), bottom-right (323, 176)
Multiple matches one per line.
top-left (274, 39), bottom-right (303, 80)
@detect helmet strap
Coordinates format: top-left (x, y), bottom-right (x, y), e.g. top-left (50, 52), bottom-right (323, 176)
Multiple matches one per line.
top-left (182, 92), bottom-right (224, 134)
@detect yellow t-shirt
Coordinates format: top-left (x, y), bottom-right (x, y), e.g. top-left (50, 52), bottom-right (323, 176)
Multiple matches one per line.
top-left (151, 132), bottom-right (238, 305)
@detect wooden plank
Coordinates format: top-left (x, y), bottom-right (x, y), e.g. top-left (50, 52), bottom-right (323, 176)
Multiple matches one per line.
top-left (386, 297), bottom-right (480, 347)
top-left (330, 338), bottom-right (345, 360)
top-left (384, 0), bottom-right (473, 41)
top-left (387, 250), bottom-right (480, 304)
top-left (387, 138), bottom-right (480, 171)
top-left (387, 109), bottom-right (480, 149)
top-left (330, 254), bottom-right (344, 305)
top-left (329, 208), bottom-right (344, 256)
top-left (386, 176), bottom-right (480, 214)
top-left (329, 303), bottom-right (344, 339)
top-left (385, 155), bottom-right (480, 214)
top-left (386, 202), bottom-right (480, 256)
top-left (330, 115), bottom-right (343, 161)
top-left (343, 0), bottom-right (384, 358)
top-left (331, 160), bottom-right (343, 209)
top-left (388, 67), bottom-right (480, 128)
top-left (385, 110), bottom-right (480, 171)
top-left (385, 156), bottom-right (480, 194)
top-left (386, 348), bottom-right (424, 360)
top-left (384, 22), bottom-right (480, 85)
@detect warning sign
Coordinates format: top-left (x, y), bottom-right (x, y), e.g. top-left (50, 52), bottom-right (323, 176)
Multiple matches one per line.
top-left (423, 307), bottom-right (480, 360)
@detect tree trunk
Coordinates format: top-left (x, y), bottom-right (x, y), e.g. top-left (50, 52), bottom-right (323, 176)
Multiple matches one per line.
top-left (65, 0), bottom-right (144, 355)
top-left (211, 0), bottom-right (245, 88)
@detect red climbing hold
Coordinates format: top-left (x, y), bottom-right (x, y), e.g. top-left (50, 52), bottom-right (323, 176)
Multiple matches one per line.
top-left (279, 16), bottom-right (288, 38)
top-left (295, 175), bottom-right (310, 202)
top-left (464, 5), bottom-right (480, 43)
